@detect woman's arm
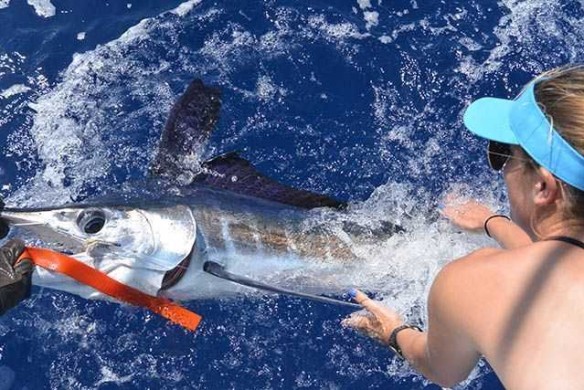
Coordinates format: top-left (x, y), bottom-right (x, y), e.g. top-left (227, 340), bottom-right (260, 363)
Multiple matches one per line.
top-left (440, 199), bottom-right (532, 249)
top-left (343, 249), bottom-right (501, 387)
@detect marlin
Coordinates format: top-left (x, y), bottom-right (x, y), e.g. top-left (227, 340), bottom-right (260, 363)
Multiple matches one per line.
top-left (0, 80), bottom-right (401, 305)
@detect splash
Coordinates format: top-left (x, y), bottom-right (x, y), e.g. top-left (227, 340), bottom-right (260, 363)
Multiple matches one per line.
top-left (455, 0), bottom-right (584, 85)
top-left (0, 84), bottom-right (30, 99)
top-left (26, 0), bottom-right (56, 18)
top-left (1, 0), bottom-right (562, 387)
top-left (8, 1), bottom-right (205, 206)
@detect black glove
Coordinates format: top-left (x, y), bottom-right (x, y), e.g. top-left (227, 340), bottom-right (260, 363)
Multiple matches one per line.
top-left (0, 239), bottom-right (33, 315)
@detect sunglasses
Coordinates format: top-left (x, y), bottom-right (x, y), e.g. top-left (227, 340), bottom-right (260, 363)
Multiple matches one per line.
top-left (487, 141), bottom-right (513, 171)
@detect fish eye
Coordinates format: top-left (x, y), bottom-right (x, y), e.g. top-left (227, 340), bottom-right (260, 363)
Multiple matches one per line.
top-left (77, 209), bottom-right (106, 235)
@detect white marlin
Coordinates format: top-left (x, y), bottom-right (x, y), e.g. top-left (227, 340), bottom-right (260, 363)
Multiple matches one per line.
top-left (0, 80), bottom-right (401, 305)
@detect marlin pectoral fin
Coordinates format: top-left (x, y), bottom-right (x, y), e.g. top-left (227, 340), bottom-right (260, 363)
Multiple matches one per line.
top-left (203, 261), bottom-right (360, 309)
top-left (150, 79), bottom-right (222, 178)
top-left (194, 152), bottom-right (347, 210)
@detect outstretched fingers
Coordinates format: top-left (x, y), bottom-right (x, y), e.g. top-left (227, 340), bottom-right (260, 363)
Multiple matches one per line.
top-left (350, 289), bottom-right (387, 318)
top-left (343, 288), bottom-right (406, 345)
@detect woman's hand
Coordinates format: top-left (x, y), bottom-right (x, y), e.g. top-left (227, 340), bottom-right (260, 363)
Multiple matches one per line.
top-left (440, 198), bottom-right (494, 232)
top-left (341, 289), bottom-right (403, 345)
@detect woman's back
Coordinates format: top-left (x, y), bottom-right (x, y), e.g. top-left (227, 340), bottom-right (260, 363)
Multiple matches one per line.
top-left (472, 239), bottom-right (584, 390)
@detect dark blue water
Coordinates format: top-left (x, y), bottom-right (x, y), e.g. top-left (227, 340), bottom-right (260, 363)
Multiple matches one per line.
top-left (1, 0), bottom-right (583, 388)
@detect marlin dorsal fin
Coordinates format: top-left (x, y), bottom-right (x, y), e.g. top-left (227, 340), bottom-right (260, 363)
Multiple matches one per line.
top-left (193, 152), bottom-right (346, 210)
top-left (150, 79), bottom-right (221, 178)
top-left (151, 79), bottom-right (344, 210)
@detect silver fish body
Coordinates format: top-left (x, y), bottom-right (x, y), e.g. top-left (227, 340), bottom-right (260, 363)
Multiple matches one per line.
top-left (2, 185), bottom-right (359, 300)
top-left (1, 79), bottom-right (400, 302)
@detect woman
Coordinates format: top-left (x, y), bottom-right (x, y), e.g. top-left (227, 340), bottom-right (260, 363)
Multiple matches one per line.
top-left (343, 66), bottom-right (584, 389)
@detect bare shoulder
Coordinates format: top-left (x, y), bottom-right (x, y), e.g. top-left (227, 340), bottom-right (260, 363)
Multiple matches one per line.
top-left (434, 247), bottom-right (507, 287)
top-left (438, 242), bottom-right (554, 281)
top-left (429, 246), bottom-right (522, 328)
top-left (422, 246), bottom-right (512, 379)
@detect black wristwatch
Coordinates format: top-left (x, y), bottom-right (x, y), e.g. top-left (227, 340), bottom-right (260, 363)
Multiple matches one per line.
top-left (388, 324), bottom-right (423, 359)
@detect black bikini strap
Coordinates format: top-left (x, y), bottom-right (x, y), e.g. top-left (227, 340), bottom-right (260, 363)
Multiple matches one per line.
top-left (545, 236), bottom-right (584, 250)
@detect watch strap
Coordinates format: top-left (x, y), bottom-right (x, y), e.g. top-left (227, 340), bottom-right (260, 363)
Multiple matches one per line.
top-left (388, 324), bottom-right (423, 359)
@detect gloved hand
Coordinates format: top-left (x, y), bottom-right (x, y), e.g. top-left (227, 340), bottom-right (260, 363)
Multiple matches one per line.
top-left (0, 239), bottom-right (33, 315)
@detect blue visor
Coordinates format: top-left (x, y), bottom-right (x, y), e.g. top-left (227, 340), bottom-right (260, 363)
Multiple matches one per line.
top-left (463, 82), bottom-right (584, 191)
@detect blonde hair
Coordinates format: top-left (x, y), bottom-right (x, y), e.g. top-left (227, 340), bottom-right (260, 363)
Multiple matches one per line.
top-left (532, 65), bottom-right (584, 220)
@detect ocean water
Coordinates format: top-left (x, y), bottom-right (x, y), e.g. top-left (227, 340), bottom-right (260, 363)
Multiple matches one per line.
top-left (0, 0), bottom-right (582, 388)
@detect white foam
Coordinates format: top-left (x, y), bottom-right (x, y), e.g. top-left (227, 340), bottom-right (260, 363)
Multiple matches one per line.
top-left (459, 36), bottom-right (483, 51)
top-left (307, 14), bottom-right (369, 41)
top-left (94, 367), bottom-right (134, 386)
top-left (378, 35), bottom-right (392, 44)
top-left (116, 18), bottom-right (152, 43)
top-left (0, 84), bottom-right (30, 99)
top-left (355, 0), bottom-right (379, 30)
top-left (256, 75), bottom-right (287, 103)
top-left (9, 1), bottom-right (214, 205)
top-left (171, 0), bottom-right (202, 17)
top-left (27, 0), bottom-right (56, 18)
top-left (456, 0), bottom-right (584, 81)
top-left (357, 0), bottom-right (372, 10)
top-left (76, 32), bottom-right (86, 41)
top-left (0, 0), bottom-right (10, 10)
top-left (363, 11), bottom-right (379, 30)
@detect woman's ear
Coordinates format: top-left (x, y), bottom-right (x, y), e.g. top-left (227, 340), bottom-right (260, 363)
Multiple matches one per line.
top-left (533, 167), bottom-right (560, 206)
